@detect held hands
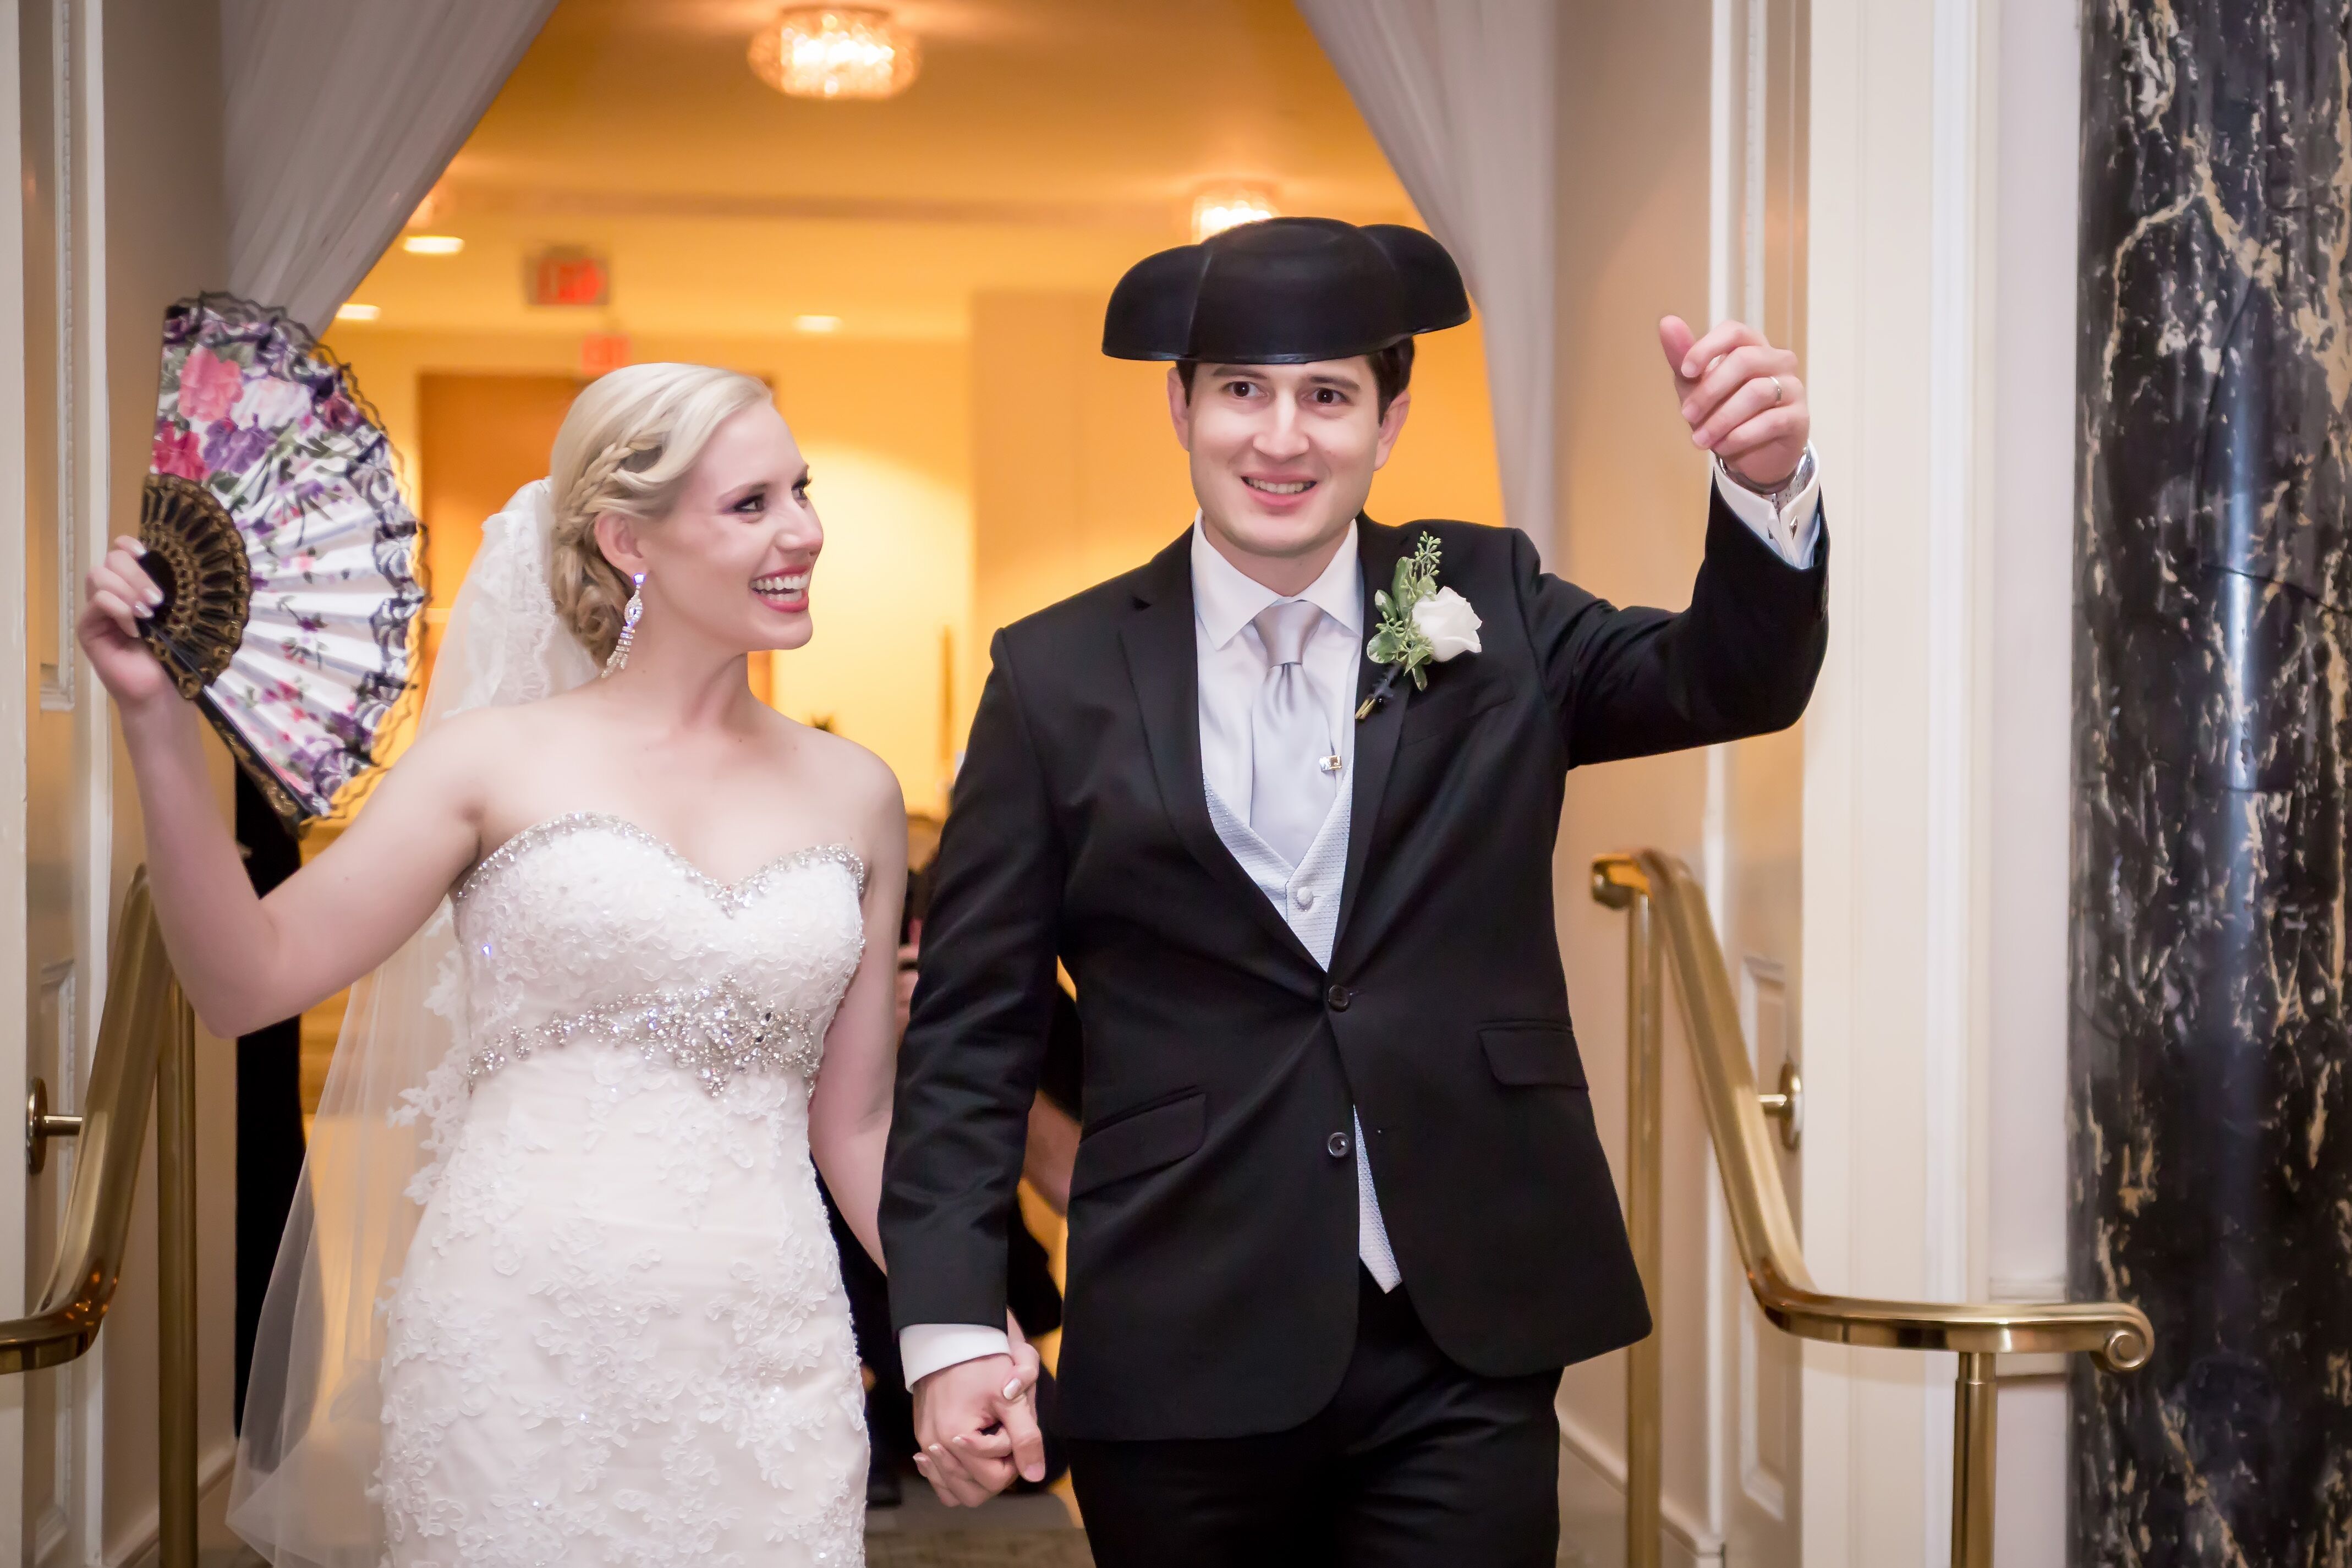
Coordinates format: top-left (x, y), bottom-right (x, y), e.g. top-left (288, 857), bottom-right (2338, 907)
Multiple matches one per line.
top-left (1659, 317), bottom-right (1809, 490)
top-left (78, 535), bottom-right (178, 712)
top-left (908, 1314), bottom-right (1047, 1506)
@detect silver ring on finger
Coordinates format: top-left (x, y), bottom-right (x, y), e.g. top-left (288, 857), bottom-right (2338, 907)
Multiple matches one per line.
top-left (1769, 376), bottom-right (1785, 405)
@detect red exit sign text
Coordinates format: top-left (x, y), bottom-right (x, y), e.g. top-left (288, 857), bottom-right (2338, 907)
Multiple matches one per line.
top-left (528, 248), bottom-right (610, 308)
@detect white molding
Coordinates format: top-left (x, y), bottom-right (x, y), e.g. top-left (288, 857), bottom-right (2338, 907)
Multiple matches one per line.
top-left (0, 0), bottom-right (37, 1556)
top-left (1921, 0), bottom-right (1992, 1557)
top-left (35, 0), bottom-right (74, 712)
top-left (70, 3), bottom-right (114, 1555)
top-left (104, 1440), bottom-right (235, 1568)
top-left (1559, 1407), bottom-right (1729, 1561)
top-left (1803, 0), bottom-right (2004, 1562)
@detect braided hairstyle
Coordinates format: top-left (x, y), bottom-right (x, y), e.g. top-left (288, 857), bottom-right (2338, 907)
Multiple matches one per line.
top-left (546, 363), bottom-right (773, 661)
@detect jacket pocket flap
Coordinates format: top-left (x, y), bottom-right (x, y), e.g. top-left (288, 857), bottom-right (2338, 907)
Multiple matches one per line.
top-left (1071, 1092), bottom-right (1206, 1198)
top-left (1481, 1023), bottom-right (1587, 1088)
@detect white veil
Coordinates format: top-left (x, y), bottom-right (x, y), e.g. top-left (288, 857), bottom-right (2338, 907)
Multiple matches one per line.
top-left (227, 481), bottom-right (600, 1567)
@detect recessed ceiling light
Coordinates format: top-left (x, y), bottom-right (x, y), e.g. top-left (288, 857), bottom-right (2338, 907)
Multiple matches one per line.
top-left (402, 234), bottom-right (464, 256)
top-left (336, 302), bottom-right (381, 322)
top-left (796, 314), bottom-right (842, 334)
top-left (1191, 183), bottom-right (1280, 242)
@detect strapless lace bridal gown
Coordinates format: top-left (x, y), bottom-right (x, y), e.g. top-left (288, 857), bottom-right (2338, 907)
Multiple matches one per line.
top-left (374, 813), bottom-right (872, 1568)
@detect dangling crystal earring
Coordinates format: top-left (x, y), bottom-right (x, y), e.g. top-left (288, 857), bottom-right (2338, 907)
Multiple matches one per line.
top-left (601, 572), bottom-right (645, 677)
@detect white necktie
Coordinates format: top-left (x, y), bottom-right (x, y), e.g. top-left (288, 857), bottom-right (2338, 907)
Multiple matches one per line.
top-left (1248, 600), bottom-right (1336, 867)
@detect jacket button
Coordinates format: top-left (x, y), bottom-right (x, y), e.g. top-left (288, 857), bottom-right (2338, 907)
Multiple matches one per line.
top-left (1326, 984), bottom-right (1351, 1011)
top-left (1328, 1131), bottom-right (1351, 1158)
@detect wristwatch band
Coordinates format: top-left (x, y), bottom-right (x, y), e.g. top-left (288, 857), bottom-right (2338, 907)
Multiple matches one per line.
top-left (1717, 446), bottom-right (1816, 514)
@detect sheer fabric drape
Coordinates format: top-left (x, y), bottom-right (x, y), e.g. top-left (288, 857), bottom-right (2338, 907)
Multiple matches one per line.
top-left (220, 0), bottom-right (557, 335)
top-left (1294, 0), bottom-right (1559, 558)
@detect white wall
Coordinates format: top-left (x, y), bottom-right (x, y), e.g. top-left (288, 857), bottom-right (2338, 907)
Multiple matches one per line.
top-left (1985, 0), bottom-right (2082, 1561)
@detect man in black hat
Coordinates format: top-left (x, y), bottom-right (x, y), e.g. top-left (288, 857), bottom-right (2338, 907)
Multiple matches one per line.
top-left (882, 217), bottom-right (1827, 1562)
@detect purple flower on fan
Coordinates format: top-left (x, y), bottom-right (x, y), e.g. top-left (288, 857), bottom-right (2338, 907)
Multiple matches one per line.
top-left (178, 346), bottom-right (244, 424)
top-left (202, 418), bottom-right (275, 476)
top-left (152, 423), bottom-right (206, 480)
top-left (319, 392), bottom-right (361, 432)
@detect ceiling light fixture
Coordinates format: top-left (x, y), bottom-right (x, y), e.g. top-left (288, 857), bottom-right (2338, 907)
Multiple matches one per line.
top-left (1191, 183), bottom-right (1280, 243)
top-left (749, 8), bottom-right (920, 101)
top-left (402, 234), bottom-right (464, 256)
top-left (795, 314), bottom-right (843, 334)
top-left (335, 303), bottom-right (381, 323)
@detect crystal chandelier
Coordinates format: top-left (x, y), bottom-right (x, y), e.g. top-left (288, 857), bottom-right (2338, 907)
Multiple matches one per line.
top-left (749, 7), bottom-right (921, 101)
top-left (1191, 183), bottom-right (1280, 242)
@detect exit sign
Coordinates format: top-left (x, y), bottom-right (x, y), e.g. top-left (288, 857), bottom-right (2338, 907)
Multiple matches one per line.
top-left (527, 248), bottom-right (610, 308)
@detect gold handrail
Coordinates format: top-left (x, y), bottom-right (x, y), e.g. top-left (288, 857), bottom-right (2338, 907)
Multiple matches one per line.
top-left (1591, 851), bottom-right (2151, 1568)
top-left (0, 870), bottom-right (200, 1567)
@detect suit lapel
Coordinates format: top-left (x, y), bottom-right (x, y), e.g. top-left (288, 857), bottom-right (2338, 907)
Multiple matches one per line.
top-left (1117, 535), bottom-right (1321, 970)
top-left (1336, 518), bottom-right (1410, 946)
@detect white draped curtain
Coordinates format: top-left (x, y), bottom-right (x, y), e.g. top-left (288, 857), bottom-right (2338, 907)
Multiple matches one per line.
top-left (1293, 0), bottom-right (1559, 558)
top-left (220, 0), bottom-right (558, 336)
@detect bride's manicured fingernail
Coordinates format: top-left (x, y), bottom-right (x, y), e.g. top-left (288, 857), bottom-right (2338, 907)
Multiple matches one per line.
top-left (1003, 1380), bottom-right (1023, 1399)
top-left (127, 539), bottom-right (147, 557)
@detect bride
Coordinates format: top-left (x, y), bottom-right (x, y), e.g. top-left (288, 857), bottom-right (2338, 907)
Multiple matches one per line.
top-left (78, 363), bottom-right (1040, 1566)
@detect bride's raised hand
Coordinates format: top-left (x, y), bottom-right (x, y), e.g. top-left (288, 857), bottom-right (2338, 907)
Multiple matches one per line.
top-left (78, 535), bottom-right (179, 712)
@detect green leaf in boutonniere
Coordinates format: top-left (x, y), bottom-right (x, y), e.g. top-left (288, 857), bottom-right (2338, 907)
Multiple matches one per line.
top-left (1357, 531), bottom-right (1480, 720)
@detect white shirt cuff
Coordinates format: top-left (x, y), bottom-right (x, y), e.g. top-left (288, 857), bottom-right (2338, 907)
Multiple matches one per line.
top-left (1713, 446), bottom-right (1823, 569)
top-left (899, 1323), bottom-right (1012, 1390)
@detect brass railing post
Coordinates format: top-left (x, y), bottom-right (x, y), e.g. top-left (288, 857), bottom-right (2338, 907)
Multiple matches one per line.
top-left (1952, 1352), bottom-right (1997, 1568)
top-left (157, 980), bottom-right (198, 1568)
top-left (1593, 857), bottom-right (1662, 1568)
top-left (1625, 889), bottom-right (1662, 1568)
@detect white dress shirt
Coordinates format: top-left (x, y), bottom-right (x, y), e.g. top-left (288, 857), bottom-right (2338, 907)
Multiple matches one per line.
top-left (899, 454), bottom-right (1825, 1388)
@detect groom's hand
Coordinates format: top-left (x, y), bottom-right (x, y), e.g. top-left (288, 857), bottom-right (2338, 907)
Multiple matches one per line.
top-left (1660, 315), bottom-right (1810, 489)
top-left (910, 1346), bottom-right (1046, 1506)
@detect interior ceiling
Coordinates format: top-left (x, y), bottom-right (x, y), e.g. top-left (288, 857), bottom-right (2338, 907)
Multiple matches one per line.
top-left (338, 0), bottom-right (1418, 342)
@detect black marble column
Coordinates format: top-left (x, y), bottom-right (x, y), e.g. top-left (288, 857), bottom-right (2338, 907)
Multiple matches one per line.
top-left (2073, 3), bottom-right (2352, 1561)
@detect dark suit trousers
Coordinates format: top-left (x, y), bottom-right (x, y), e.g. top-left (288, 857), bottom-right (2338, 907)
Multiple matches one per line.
top-left (1067, 1270), bottom-right (1563, 1567)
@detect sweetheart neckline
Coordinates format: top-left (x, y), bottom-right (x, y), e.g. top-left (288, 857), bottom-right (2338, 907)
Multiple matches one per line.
top-left (454, 812), bottom-right (868, 907)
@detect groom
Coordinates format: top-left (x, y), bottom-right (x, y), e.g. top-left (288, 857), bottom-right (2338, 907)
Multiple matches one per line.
top-left (882, 217), bottom-right (1827, 1562)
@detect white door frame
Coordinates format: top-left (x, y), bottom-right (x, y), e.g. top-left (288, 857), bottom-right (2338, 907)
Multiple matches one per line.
top-left (0, 0), bottom-right (30, 1548)
top-left (1801, 0), bottom-right (2000, 1563)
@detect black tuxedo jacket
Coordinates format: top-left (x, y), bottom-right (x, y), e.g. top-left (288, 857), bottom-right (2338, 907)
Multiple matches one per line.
top-left (882, 496), bottom-right (1829, 1441)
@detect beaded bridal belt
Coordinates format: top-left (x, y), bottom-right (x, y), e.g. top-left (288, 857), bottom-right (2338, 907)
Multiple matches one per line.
top-left (463, 978), bottom-right (827, 1097)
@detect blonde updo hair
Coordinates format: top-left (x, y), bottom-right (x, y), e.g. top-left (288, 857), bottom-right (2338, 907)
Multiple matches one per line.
top-left (547, 362), bottom-right (774, 660)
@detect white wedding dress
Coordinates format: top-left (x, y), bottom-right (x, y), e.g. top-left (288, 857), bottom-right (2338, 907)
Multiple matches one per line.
top-left (370, 812), bottom-right (871, 1568)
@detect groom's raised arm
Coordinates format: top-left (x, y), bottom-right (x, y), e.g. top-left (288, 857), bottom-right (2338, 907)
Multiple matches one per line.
top-left (882, 627), bottom-right (1065, 1364)
top-left (1515, 484), bottom-right (1830, 769)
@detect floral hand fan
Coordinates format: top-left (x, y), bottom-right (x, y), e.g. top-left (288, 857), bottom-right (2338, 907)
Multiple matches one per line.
top-left (140, 294), bottom-right (425, 831)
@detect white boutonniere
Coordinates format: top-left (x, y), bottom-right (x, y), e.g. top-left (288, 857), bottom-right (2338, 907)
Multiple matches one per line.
top-left (1356, 532), bottom-right (1482, 720)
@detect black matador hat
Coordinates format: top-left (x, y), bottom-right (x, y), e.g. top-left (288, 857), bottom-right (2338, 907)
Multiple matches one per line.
top-left (1102, 216), bottom-right (1470, 364)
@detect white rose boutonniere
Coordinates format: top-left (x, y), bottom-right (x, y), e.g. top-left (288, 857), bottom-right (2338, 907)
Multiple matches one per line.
top-left (1412, 586), bottom-right (1483, 662)
top-left (1356, 532), bottom-right (1482, 720)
